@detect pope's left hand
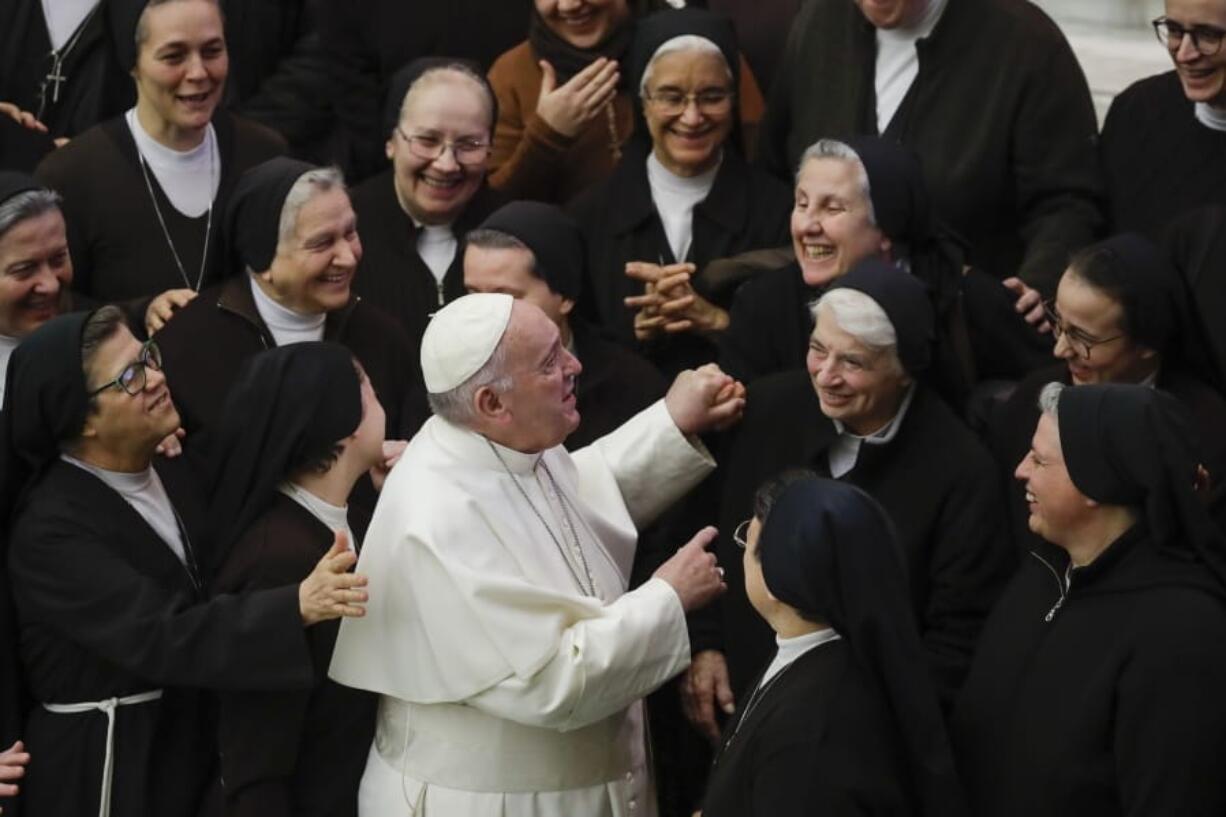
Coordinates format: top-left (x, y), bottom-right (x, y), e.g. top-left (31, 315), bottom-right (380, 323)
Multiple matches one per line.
top-left (665, 363), bottom-right (746, 435)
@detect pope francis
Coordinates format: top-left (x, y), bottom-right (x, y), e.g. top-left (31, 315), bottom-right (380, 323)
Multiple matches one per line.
top-left (329, 293), bottom-right (744, 816)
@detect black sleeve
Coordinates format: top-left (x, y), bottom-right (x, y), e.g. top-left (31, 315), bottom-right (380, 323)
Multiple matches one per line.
top-left (9, 509), bottom-right (313, 692)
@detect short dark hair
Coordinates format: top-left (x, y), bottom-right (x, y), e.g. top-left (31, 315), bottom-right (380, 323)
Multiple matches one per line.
top-left (77, 305), bottom-right (128, 426)
top-left (1066, 243), bottom-right (1158, 351)
top-left (752, 468), bottom-right (818, 534)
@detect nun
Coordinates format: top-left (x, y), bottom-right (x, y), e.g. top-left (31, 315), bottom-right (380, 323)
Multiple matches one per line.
top-left (33, 0), bottom-right (284, 333)
top-left (568, 7), bottom-right (792, 376)
top-left (155, 157), bottom-right (426, 461)
top-left (684, 259), bottom-right (1014, 742)
top-left (954, 382), bottom-right (1226, 816)
top-left (702, 473), bottom-right (965, 817)
top-left (349, 59), bottom-right (505, 344)
top-left (0, 308), bottom-right (367, 817)
top-left (989, 233), bottom-right (1226, 551)
top-left (719, 136), bottom-right (1049, 395)
top-left (209, 343), bottom-right (387, 817)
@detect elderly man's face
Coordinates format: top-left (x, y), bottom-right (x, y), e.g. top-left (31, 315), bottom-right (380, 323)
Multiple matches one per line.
top-left (263, 187), bottom-right (361, 315)
top-left (1164, 0), bottom-right (1226, 106)
top-left (464, 245), bottom-right (574, 334)
top-left (387, 73), bottom-right (491, 226)
top-left (0, 209), bottom-right (71, 338)
top-left (792, 158), bottom-right (891, 289)
top-left (642, 49), bottom-right (735, 178)
top-left (807, 308), bottom-right (909, 436)
top-left (1015, 412), bottom-right (1090, 547)
top-left (1051, 271), bottom-right (1156, 386)
top-left (497, 302), bottom-right (582, 452)
top-left (82, 325), bottom-right (181, 455)
top-left (854, 0), bottom-right (928, 29)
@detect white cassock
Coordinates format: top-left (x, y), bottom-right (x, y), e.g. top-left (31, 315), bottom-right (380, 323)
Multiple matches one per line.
top-left (329, 399), bottom-right (714, 817)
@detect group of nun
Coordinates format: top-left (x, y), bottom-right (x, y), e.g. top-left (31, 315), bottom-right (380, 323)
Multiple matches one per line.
top-left (3, 0), bottom-right (1226, 816)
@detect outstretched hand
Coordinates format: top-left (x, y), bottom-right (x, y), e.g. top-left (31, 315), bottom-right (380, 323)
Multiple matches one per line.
top-left (665, 363), bottom-right (746, 435)
top-left (1002, 276), bottom-right (1050, 334)
top-left (536, 58), bottom-right (620, 138)
top-left (654, 526), bottom-right (725, 612)
top-left (298, 532), bottom-right (367, 626)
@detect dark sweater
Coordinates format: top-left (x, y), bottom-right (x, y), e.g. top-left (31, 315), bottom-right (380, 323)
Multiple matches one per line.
top-left (1100, 70), bottom-right (1226, 240)
top-left (756, 0), bottom-right (1103, 294)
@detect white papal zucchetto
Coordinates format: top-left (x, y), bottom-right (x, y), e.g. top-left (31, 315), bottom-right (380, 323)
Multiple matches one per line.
top-left (420, 293), bottom-right (514, 394)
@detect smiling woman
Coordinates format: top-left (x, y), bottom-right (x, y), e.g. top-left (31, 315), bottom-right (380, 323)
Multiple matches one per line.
top-left (34, 0), bottom-right (285, 334)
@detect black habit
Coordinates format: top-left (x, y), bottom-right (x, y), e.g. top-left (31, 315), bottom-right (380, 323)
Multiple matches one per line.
top-left (7, 458), bottom-right (313, 817)
top-left (0, 0), bottom-right (139, 139)
top-left (349, 169), bottom-right (503, 343)
top-left (703, 641), bottom-right (914, 817)
top-left (566, 319), bottom-right (667, 452)
top-left (569, 141), bottom-right (792, 375)
top-left (989, 363), bottom-right (1226, 552)
top-left (154, 275), bottom-right (427, 454)
top-left (689, 372), bottom-right (1015, 702)
top-left (1100, 71), bottom-right (1226, 239)
top-left (34, 113), bottom-right (284, 307)
top-left (213, 496), bottom-right (375, 817)
top-left (755, 0), bottom-right (1102, 293)
top-left (952, 528), bottom-right (1226, 816)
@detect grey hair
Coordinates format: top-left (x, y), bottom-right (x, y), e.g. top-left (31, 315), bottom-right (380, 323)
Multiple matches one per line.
top-left (426, 337), bottom-right (514, 426)
top-left (278, 166), bottom-right (346, 250)
top-left (399, 64), bottom-right (496, 133)
top-left (639, 35), bottom-right (732, 96)
top-left (465, 228), bottom-right (541, 275)
top-left (811, 288), bottom-right (903, 374)
top-left (0, 189), bottom-right (62, 242)
top-left (135, 0), bottom-right (223, 55)
top-left (796, 139), bottom-right (877, 226)
top-left (1037, 381), bottom-right (1066, 419)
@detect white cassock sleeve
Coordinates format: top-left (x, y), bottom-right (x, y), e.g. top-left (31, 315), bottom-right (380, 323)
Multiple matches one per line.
top-left (462, 576), bottom-right (690, 732)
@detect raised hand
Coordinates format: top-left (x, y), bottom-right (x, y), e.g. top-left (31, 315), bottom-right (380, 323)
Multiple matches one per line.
top-left (1002, 276), bottom-right (1051, 334)
top-left (298, 532), bottom-right (368, 626)
top-left (536, 58), bottom-right (620, 138)
top-left (665, 363), bottom-right (746, 434)
top-left (653, 526), bottom-right (725, 612)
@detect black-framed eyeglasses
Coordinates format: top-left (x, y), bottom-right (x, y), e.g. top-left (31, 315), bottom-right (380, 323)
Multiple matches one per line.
top-left (642, 88), bottom-right (735, 117)
top-left (396, 128), bottom-right (490, 165)
top-left (87, 340), bottom-right (163, 398)
top-left (1041, 301), bottom-right (1124, 361)
top-left (1153, 16), bottom-right (1226, 56)
top-left (733, 518), bottom-right (752, 549)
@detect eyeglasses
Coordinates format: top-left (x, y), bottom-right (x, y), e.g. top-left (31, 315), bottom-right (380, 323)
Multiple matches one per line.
top-left (642, 89), bottom-right (735, 117)
top-left (1041, 301), bottom-right (1125, 361)
top-left (1153, 17), bottom-right (1226, 56)
top-left (733, 519), bottom-right (751, 549)
top-left (396, 128), bottom-right (490, 165)
top-left (87, 340), bottom-right (163, 398)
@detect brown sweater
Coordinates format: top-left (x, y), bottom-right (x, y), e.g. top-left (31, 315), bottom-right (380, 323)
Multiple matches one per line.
top-left (487, 40), bottom-right (765, 203)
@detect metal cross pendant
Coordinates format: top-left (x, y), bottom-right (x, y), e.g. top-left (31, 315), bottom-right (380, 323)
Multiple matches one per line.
top-left (44, 55), bottom-right (68, 104)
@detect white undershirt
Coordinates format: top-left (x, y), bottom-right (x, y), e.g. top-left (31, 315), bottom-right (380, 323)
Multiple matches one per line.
top-left (42, 0), bottom-right (98, 51)
top-left (758, 627), bottom-right (842, 688)
top-left (249, 272), bottom-right (326, 346)
top-left (279, 482), bottom-right (358, 552)
top-left (61, 454), bottom-right (188, 565)
top-left (828, 383), bottom-right (916, 478)
top-left (874, 0), bottom-right (948, 133)
top-left (1195, 102), bottom-right (1226, 132)
top-left (415, 223), bottom-right (458, 285)
top-left (0, 334), bottom-right (19, 409)
top-left (646, 152), bottom-right (719, 263)
top-left (126, 108), bottom-right (219, 218)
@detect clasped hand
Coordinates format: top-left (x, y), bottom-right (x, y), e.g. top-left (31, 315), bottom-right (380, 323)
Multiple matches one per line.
top-left (624, 261), bottom-right (729, 340)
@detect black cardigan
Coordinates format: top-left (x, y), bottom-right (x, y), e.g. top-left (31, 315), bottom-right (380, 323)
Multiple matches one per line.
top-left (690, 372), bottom-right (1015, 703)
top-left (756, 0), bottom-right (1103, 294)
top-left (569, 141), bottom-right (792, 375)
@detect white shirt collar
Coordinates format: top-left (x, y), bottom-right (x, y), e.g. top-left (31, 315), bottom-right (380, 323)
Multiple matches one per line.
top-left (831, 382), bottom-right (916, 444)
top-left (249, 272), bottom-right (326, 345)
top-left (760, 627), bottom-right (842, 686)
top-left (1195, 102), bottom-right (1226, 132)
top-left (429, 414), bottom-right (545, 475)
top-left (877, 0), bottom-right (948, 42)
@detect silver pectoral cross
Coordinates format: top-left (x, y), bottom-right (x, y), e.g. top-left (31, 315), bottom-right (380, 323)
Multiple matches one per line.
top-left (45, 55), bottom-right (67, 104)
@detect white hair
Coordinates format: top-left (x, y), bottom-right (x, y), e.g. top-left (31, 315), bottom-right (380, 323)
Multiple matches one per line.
top-left (426, 337), bottom-right (514, 426)
top-left (796, 139), bottom-right (877, 226)
top-left (0, 188), bottom-right (61, 242)
top-left (278, 166), bottom-right (346, 249)
top-left (1037, 381), bottom-right (1066, 419)
top-left (639, 35), bottom-right (732, 96)
top-left (398, 64), bottom-right (496, 133)
top-left (811, 288), bottom-right (902, 373)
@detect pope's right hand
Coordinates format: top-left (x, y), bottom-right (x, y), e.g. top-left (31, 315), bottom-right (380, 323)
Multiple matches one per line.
top-left (654, 526), bottom-right (725, 612)
top-left (298, 533), bottom-right (368, 626)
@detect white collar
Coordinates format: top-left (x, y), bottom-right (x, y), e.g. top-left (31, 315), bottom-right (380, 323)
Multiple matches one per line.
top-left (877, 0), bottom-right (948, 42)
top-left (248, 272), bottom-right (326, 335)
top-left (646, 151), bottom-right (721, 196)
top-left (60, 453), bottom-right (155, 493)
top-left (428, 415), bottom-right (545, 475)
top-left (831, 382), bottom-right (916, 444)
top-left (1195, 102), bottom-right (1226, 132)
